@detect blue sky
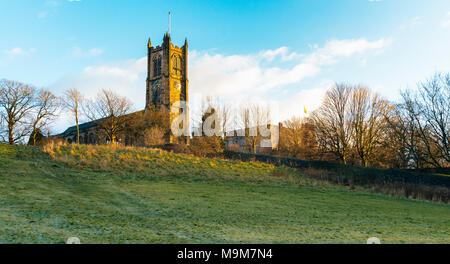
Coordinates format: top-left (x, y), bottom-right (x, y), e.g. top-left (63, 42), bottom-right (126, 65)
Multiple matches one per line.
top-left (1, 0), bottom-right (450, 132)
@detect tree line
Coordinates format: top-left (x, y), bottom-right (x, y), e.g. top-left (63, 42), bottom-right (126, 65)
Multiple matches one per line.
top-left (280, 73), bottom-right (449, 169)
top-left (0, 80), bottom-right (137, 146)
top-left (0, 80), bottom-right (59, 145)
top-left (1, 73), bottom-right (448, 169)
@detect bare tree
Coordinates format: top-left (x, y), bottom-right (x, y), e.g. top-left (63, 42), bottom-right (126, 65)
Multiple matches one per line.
top-left (416, 73), bottom-right (450, 166)
top-left (349, 86), bottom-right (392, 167)
top-left (29, 89), bottom-right (60, 145)
top-left (0, 114), bottom-right (4, 142)
top-left (253, 104), bottom-right (272, 152)
top-left (62, 88), bottom-right (84, 144)
top-left (216, 102), bottom-right (231, 137)
top-left (399, 73), bottom-right (450, 168)
top-left (279, 116), bottom-right (304, 157)
top-left (84, 89), bottom-right (133, 144)
top-left (189, 97), bottom-right (225, 155)
top-left (279, 116), bottom-right (317, 159)
top-left (0, 79), bottom-right (35, 144)
top-left (237, 103), bottom-right (271, 153)
top-left (384, 92), bottom-right (428, 169)
top-left (237, 104), bottom-right (252, 152)
top-left (311, 83), bottom-right (353, 164)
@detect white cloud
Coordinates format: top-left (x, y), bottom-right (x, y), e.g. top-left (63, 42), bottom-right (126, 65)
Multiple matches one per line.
top-left (4, 47), bottom-right (26, 56)
top-left (279, 83), bottom-right (331, 121)
top-left (259, 47), bottom-right (302, 62)
top-left (50, 57), bottom-right (147, 133)
top-left (304, 38), bottom-right (391, 65)
top-left (399, 16), bottom-right (423, 30)
top-left (37, 11), bottom-right (48, 19)
top-left (443, 12), bottom-right (450, 28)
top-left (37, 0), bottom-right (64, 19)
top-left (189, 50), bottom-right (320, 100)
top-left (51, 37), bottom-right (391, 130)
top-left (52, 57), bottom-right (147, 103)
top-left (189, 37), bottom-right (390, 102)
top-left (45, 0), bottom-right (61, 7)
top-left (3, 47), bottom-right (36, 56)
top-left (411, 16), bottom-right (422, 25)
top-left (87, 48), bottom-right (104, 57)
top-left (72, 47), bottom-right (104, 57)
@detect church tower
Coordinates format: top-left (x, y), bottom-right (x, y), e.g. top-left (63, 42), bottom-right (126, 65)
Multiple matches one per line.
top-left (145, 33), bottom-right (189, 143)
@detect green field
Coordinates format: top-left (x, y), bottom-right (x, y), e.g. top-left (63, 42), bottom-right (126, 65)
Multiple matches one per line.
top-left (0, 143), bottom-right (449, 244)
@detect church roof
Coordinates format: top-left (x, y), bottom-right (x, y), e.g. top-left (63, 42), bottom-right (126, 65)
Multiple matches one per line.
top-left (62, 122), bottom-right (97, 134)
top-left (61, 110), bottom-right (146, 135)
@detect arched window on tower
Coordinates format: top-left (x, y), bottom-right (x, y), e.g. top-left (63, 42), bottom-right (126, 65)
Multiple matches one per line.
top-left (157, 56), bottom-right (161, 75)
top-left (153, 55), bottom-right (161, 77)
top-left (172, 55), bottom-right (182, 75)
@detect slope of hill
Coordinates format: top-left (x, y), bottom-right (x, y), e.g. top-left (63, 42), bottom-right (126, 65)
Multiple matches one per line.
top-left (0, 143), bottom-right (449, 243)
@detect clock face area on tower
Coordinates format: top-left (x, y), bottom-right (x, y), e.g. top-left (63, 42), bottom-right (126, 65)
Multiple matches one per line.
top-left (152, 80), bottom-right (160, 90)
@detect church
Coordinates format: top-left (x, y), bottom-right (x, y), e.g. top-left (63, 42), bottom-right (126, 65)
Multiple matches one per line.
top-left (59, 33), bottom-right (189, 145)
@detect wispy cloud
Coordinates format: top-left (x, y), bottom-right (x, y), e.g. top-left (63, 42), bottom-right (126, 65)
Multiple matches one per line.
top-left (37, 11), bottom-right (48, 19)
top-left (1, 48), bottom-right (36, 68)
top-left (37, 0), bottom-right (63, 19)
top-left (52, 57), bottom-right (146, 99)
top-left (259, 47), bottom-right (303, 62)
top-left (4, 47), bottom-right (26, 56)
top-left (72, 47), bottom-right (104, 58)
top-left (304, 38), bottom-right (391, 65)
top-left (411, 16), bottom-right (422, 25)
top-left (3, 47), bottom-right (36, 56)
top-left (443, 11), bottom-right (450, 28)
top-left (399, 16), bottom-right (423, 30)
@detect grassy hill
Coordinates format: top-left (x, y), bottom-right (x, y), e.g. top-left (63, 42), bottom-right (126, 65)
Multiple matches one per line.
top-left (0, 143), bottom-right (449, 244)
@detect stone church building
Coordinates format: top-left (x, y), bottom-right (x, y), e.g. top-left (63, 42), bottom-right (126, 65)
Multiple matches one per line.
top-left (59, 33), bottom-right (189, 145)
